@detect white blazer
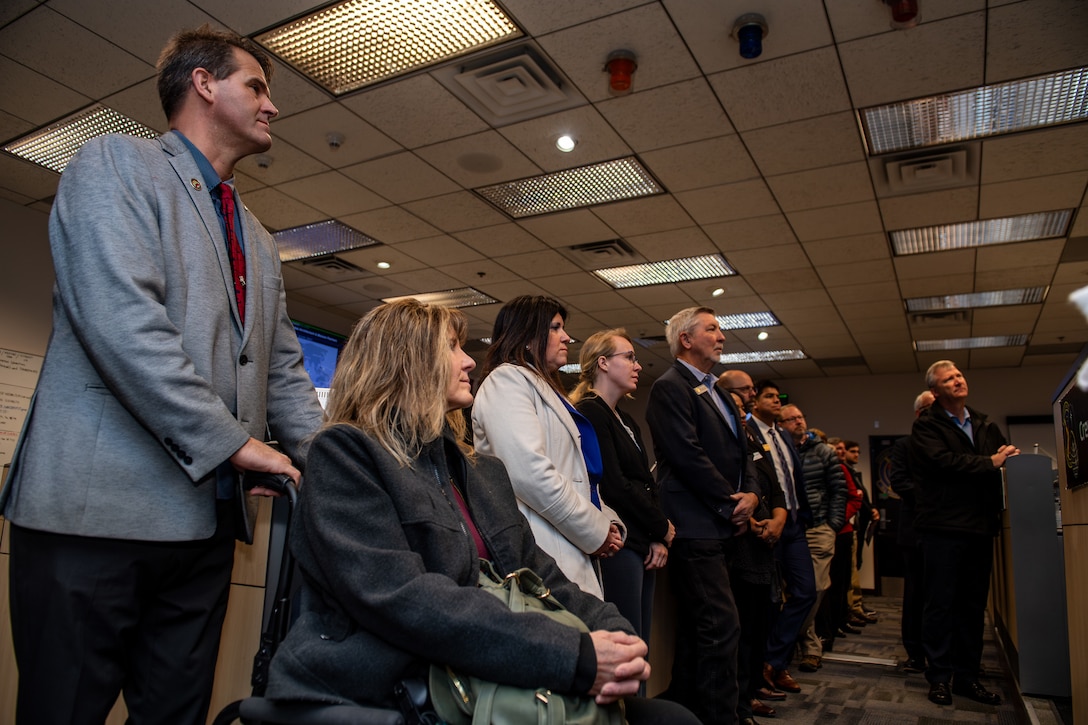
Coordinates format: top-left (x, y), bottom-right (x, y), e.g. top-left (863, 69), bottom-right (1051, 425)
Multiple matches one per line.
top-left (472, 364), bottom-right (621, 597)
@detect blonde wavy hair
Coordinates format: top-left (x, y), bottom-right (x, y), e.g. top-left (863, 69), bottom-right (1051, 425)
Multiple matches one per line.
top-left (569, 328), bottom-right (632, 403)
top-left (325, 299), bottom-right (471, 466)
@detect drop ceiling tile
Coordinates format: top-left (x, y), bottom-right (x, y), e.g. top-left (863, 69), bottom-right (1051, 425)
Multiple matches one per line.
top-left (277, 171), bottom-right (387, 217)
top-left (827, 281), bottom-right (903, 303)
top-left (727, 244), bottom-right (814, 275)
top-left (677, 276), bottom-right (757, 302)
top-left (290, 282), bottom-right (367, 307)
top-left (380, 268), bottom-right (464, 294)
top-left (976, 266), bottom-right (1056, 289)
top-left (802, 233), bottom-right (890, 264)
top-left (0, 154), bottom-right (59, 202)
top-left (774, 308), bottom-right (840, 329)
top-left (980, 172), bottom-right (1088, 219)
top-left (497, 105), bottom-right (631, 172)
top-left (709, 47), bottom-right (850, 132)
top-left (596, 78), bottom-right (734, 153)
top-left (967, 348), bottom-right (1025, 368)
top-left (471, 279), bottom-right (543, 307)
top-left (745, 267), bottom-right (824, 293)
top-left (0, 56), bottom-right (93, 127)
top-left (788, 201), bottom-right (884, 242)
top-left (393, 235), bottom-right (485, 267)
top-left (0, 109), bottom-right (32, 148)
top-left (0, 7), bottom-right (152, 98)
top-left (0, 0), bottom-right (38, 26)
top-left (534, 271), bottom-right (612, 297)
top-left (271, 103), bottom-right (400, 169)
top-left (592, 195), bottom-right (695, 237)
top-left (675, 179), bottom-right (779, 225)
top-left (1072, 206), bottom-right (1088, 237)
top-left (561, 290), bottom-right (634, 312)
top-left (49, 0), bottom-right (215, 64)
top-left (625, 227), bottom-right (717, 262)
top-left (742, 112), bottom-right (865, 177)
top-left (817, 258), bottom-right (896, 287)
top-left (500, 0), bottom-right (649, 35)
top-left (824, 0), bottom-right (983, 42)
top-left (666, 0), bottom-right (834, 76)
top-left (768, 359), bottom-right (825, 377)
top-left (986, 0), bottom-right (1088, 82)
top-left (759, 289), bottom-right (835, 311)
top-left (972, 304), bottom-right (1041, 328)
top-left (879, 187), bottom-right (979, 230)
top-left (102, 78), bottom-right (167, 132)
top-left (337, 246), bottom-right (428, 275)
top-left (403, 192), bottom-right (508, 233)
top-left (976, 239), bottom-right (1065, 271)
top-left (0, 186), bottom-right (35, 205)
top-left (981, 125), bottom-right (1088, 184)
top-left (186, 0), bottom-right (324, 34)
top-left (766, 162), bottom-right (875, 212)
top-left (340, 152), bottom-right (459, 204)
top-left (517, 209), bottom-right (618, 247)
top-left (266, 60), bottom-right (333, 119)
top-left (236, 138), bottom-right (329, 185)
top-left (704, 214), bottom-right (798, 251)
top-left (617, 284), bottom-right (692, 308)
top-left (495, 249), bottom-right (582, 278)
top-left (454, 223), bottom-right (548, 257)
top-left (838, 298), bottom-right (906, 319)
top-left (898, 274), bottom-right (975, 297)
top-left (1053, 261), bottom-right (1088, 284)
top-left (343, 74), bottom-right (489, 149)
top-left (841, 315), bottom-right (907, 332)
top-left (416, 131), bottom-right (541, 187)
top-left (536, 4), bottom-right (701, 103)
top-left (341, 206), bottom-right (440, 243)
top-left (790, 320), bottom-right (851, 339)
top-left (640, 135), bottom-right (759, 192)
top-left (442, 259), bottom-right (522, 286)
top-left (225, 187), bottom-right (325, 230)
top-left (838, 12), bottom-right (985, 107)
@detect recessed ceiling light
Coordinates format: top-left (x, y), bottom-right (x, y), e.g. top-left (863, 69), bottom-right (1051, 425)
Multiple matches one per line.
top-left (593, 253), bottom-right (735, 289)
top-left (757, 331), bottom-right (769, 341)
top-left (556, 135), bottom-right (577, 152)
top-left (255, 0), bottom-right (523, 96)
top-left (914, 335), bottom-right (1028, 351)
top-left (711, 287), bottom-right (725, 297)
top-left (382, 287), bottom-right (498, 308)
top-left (475, 156), bottom-right (664, 217)
top-left (719, 349), bottom-right (807, 364)
top-left (861, 66), bottom-right (1088, 155)
top-left (377, 261), bottom-right (391, 269)
top-left (2, 104), bottom-right (159, 174)
top-left (716, 312), bottom-right (780, 331)
top-left (905, 286), bottom-right (1048, 312)
top-left (890, 210), bottom-right (1072, 255)
top-left (273, 219), bottom-right (382, 262)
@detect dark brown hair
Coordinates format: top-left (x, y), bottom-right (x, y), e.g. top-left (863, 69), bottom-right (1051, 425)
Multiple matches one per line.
top-left (483, 295), bottom-right (568, 395)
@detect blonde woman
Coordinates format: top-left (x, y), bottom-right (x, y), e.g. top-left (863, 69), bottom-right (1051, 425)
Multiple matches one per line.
top-left (265, 300), bottom-right (698, 724)
top-left (571, 329), bottom-right (674, 646)
top-left (472, 296), bottom-right (624, 597)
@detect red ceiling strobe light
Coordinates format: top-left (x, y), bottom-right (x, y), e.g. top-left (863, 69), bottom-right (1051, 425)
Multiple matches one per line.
top-left (605, 50), bottom-right (637, 96)
top-left (885, 0), bottom-right (920, 29)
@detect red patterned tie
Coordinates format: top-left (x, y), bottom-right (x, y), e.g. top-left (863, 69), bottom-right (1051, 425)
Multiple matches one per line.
top-left (215, 184), bottom-right (246, 323)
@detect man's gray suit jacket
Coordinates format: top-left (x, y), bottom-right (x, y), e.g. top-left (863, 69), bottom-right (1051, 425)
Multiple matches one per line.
top-left (1, 131), bottom-right (323, 542)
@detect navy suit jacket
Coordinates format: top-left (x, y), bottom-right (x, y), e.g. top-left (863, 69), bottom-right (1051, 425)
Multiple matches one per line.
top-left (646, 360), bottom-right (753, 540)
top-left (746, 419), bottom-right (812, 527)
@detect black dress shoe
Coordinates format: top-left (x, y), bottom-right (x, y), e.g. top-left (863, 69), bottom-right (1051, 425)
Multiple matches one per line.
top-left (953, 680), bottom-right (1002, 705)
top-left (902, 657), bottom-right (926, 674)
top-left (740, 718), bottom-right (760, 725)
top-left (839, 623), bottom-right (862, 635)
top-left (928, 681), bottom-right (952, 706)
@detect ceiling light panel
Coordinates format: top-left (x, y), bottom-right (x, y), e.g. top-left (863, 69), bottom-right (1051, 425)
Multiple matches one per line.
top-left (862, 66), bottom-right (1088, 155)
top-left (716, 311), bottom-right (780, 330)
top-left (256, 0), bottom-right (523, 96)
top-left (719, 349), bottom-right (807, 364)
top-left (383, 287), bottom-right (498, 308)
top-left (475, 157), bottom-right (664, 218)
top-left (905, 287), bottom-right (1048, 312)
top-left (913, 335), bottom-right (1028, 351)
top-left (593, 254), bottom-right (736, 289)
top-left (890, 210), bottom-right (1072, 255)
top-left (274, 220), bottom-right (382, 262)
top-left (3, 104), bottom-right (159, 174)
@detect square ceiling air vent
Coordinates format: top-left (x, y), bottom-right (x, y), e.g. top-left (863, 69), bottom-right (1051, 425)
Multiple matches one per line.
top-left (564, 239), bottom-right (640, 269)
top-left (908, 310), bottom-right (970, 326)
top-left (433, 42), bottom-right (584, 126)
top-left (869, 144), bottom-right (978, 198)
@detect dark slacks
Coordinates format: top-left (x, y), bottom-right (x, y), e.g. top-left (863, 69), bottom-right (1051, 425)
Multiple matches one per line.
top-left (729, 572), bottom-right (770, 720)
top-left (661, 538), bottom-right (740, 725)
top-left (625, 696), bottom-right (701, 724)
top-left (817, 531), bottom-right (855, 647)
top-left (9, 509), bottom-right (236, 725)
top-left (600, 545), bottom-right (657, 646)
top-left (763, 516), bottom-right (815, 670)
top-left (920, 531), bottom-right (994, 685)
top-left (900, 543), bottom-right (926, 663)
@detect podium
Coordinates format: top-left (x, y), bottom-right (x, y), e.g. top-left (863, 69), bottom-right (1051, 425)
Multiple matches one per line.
top-left (1004, 453), bottom-right (1071, 697)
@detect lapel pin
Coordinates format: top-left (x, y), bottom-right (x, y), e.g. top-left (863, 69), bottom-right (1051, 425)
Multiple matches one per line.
top-left (190, 178), bottom-right (202, 191)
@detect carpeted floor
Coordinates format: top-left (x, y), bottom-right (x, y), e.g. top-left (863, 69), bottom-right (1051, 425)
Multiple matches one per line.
top-left (748, 596), bottom-right (1056, 725)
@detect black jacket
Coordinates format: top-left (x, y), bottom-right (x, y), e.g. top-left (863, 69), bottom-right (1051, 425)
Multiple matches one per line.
top-left (909, 404), bottom-right (1007, 537)
top-left (575, 394), bottom-right (670, 556)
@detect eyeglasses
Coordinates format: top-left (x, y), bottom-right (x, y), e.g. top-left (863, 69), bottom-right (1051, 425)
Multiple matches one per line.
top-left (779, 415), bottom-right (805, 423)
top-left (604, 351), bottom-right (639, 364)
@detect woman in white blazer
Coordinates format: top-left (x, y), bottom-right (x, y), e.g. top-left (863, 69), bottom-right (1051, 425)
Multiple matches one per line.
top-left (472, 296), bottom-right (624, 597)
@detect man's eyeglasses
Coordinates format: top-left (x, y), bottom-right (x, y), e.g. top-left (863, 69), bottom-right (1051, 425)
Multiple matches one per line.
top-left (604, 351), bottom-right (639, 364)
top-left (779, 415), bottom-right (805, 424)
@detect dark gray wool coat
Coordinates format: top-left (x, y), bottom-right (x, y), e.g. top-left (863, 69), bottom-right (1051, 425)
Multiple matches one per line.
top-left (266, 423), bottom-right (632, 708)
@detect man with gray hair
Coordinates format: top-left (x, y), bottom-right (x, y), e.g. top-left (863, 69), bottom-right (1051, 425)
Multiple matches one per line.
top-left (647, 307), bottom-right (759, 724)
top-left (909, 360), bottom-right (1018, 707)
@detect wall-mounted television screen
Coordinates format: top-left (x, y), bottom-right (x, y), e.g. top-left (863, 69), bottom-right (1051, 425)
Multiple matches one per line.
top-left (292, 320), bottom-right (346, 390)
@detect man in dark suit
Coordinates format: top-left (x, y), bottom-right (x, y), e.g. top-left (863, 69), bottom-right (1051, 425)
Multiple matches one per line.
top-left (646, 307), bottom-right (759, 725)
top-left (1, 26), bottom-right (324, 725)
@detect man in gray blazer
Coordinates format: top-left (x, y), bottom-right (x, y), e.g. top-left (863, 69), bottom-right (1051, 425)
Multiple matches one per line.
top-left (0, 26), bottom-right (323, 725)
